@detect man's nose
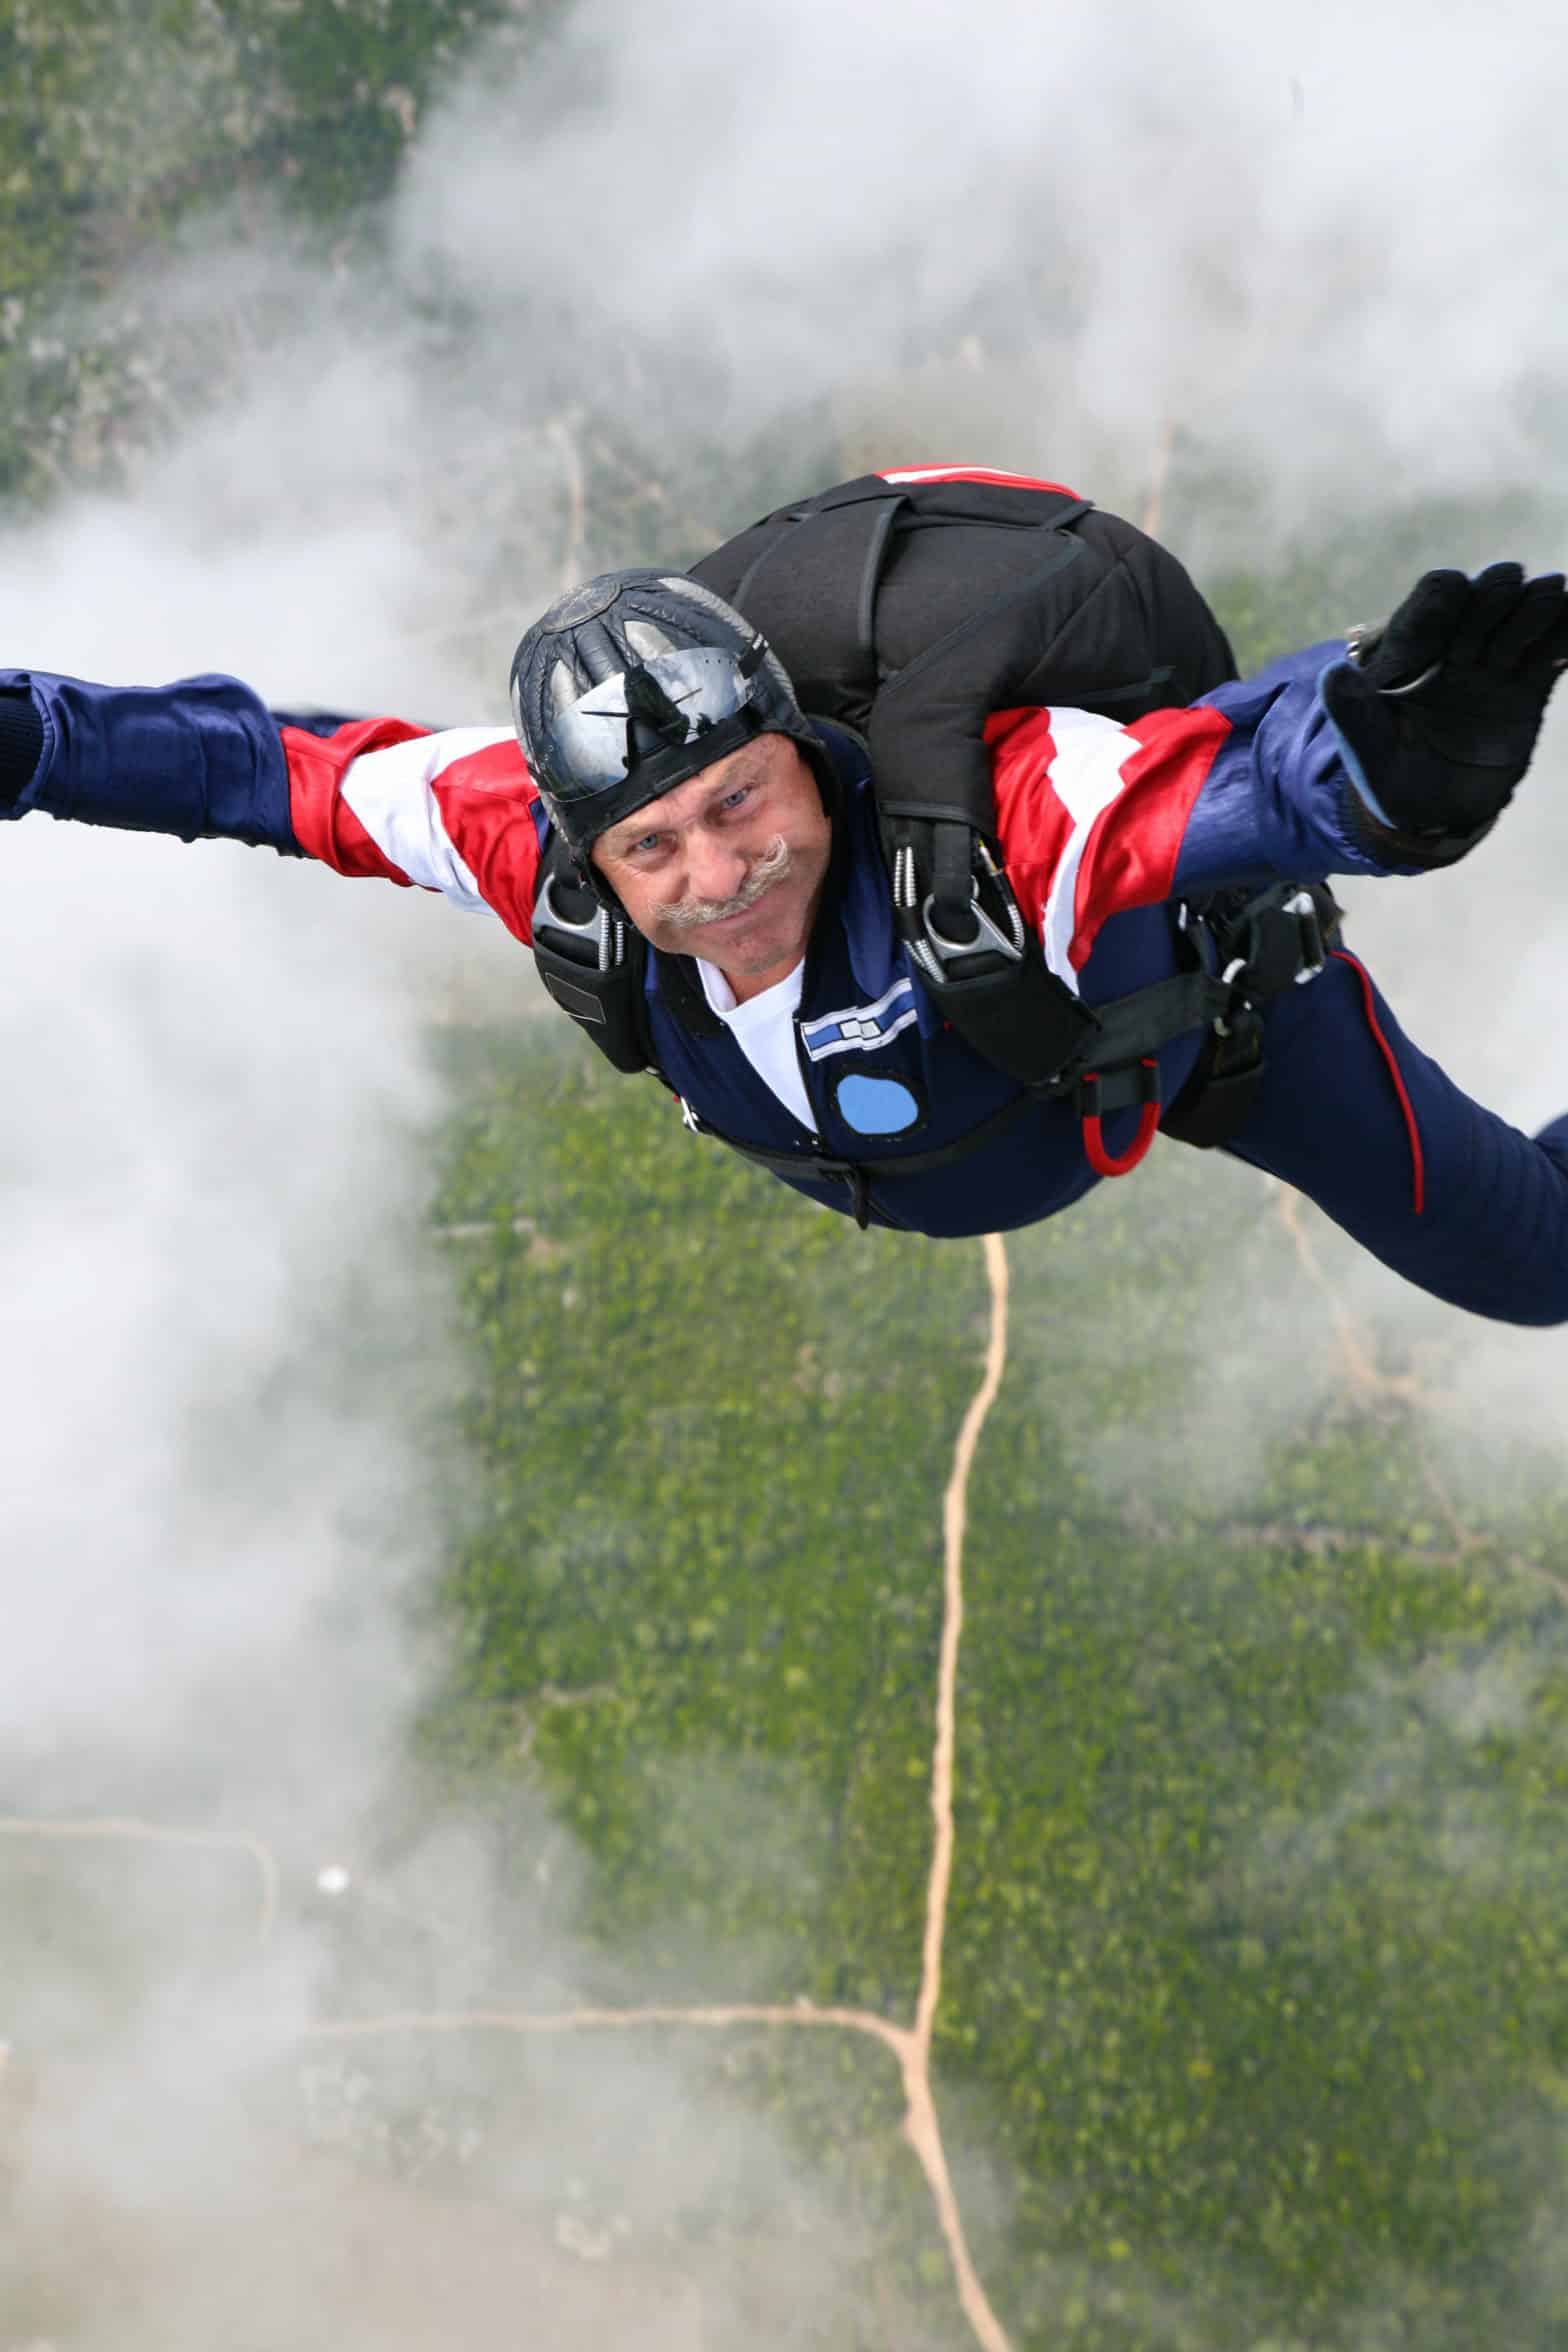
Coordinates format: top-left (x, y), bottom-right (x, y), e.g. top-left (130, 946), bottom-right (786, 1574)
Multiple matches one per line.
top-left (685, 830), bottom-right (750, 904)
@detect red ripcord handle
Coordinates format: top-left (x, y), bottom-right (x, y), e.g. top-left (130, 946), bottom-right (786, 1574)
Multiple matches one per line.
top-left (1079, 1060), bottom-right (1161, 1179)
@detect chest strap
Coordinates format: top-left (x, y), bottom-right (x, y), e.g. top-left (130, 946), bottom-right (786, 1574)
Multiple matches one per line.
top-left (672, 881), bottom-right (1339, 1223)
top-left (670, 1086), bottom-right (1049, 1231)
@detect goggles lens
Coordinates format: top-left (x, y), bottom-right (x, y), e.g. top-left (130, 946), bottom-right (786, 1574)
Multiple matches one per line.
top-left (542, 646), bottom-right (761, 803)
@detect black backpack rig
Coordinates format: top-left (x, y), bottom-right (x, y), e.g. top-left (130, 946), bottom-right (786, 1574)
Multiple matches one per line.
top-left (530, 472), bottom-right (1339, 1206)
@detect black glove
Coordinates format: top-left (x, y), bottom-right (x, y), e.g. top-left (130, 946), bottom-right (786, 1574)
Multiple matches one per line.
top-left (1322, 562), bottom-right (1568, 866)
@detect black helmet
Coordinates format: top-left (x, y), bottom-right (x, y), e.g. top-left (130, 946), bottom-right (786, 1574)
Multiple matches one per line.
top-left (509, 568), bottom-right (822, 867)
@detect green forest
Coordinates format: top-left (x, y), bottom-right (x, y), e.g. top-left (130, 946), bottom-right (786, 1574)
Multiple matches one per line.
top-left (5, 8), bottom-right (1568, 2351)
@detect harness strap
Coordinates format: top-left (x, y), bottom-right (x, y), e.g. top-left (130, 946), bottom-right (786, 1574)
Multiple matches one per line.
top-left (1160, 882), bottom-right (1341, 1151)
top-left (731, 493), bottom-right (908, 721)
top-left (889, 829), bottom-right (1098, 1086)
top-left (1066, 967), bottom-right (1235, 1071)
top-left (529, 753), bottom-right (1342, 1214)
top-left (672, 887), bottom-right (1330, 1218)
top-left (671, 1085), bottom-right (1049, 1231)
top-left (529, 833), bottom-right (652, 1074)
top-left (1078, 1060), bottom-right (1161, 1179)
top-left (1058, 966), bottom-right (1240, 1181)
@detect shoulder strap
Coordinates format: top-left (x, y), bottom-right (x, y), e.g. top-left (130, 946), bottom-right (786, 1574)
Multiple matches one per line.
top-left (694, 477), bottom-right (907, 727)
top-left (529, 829), bottom-right (654, 1075)
top-left (692, 473), bottom-right (1097, 748)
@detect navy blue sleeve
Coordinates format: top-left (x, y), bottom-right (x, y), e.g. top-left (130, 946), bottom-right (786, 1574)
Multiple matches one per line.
top-left (1169, 642), bottom-right (1430, 894)
top-left (0, 669), bottom-right (302, 855)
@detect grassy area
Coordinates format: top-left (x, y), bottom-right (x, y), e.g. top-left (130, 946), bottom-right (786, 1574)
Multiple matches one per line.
top-left (429, 1014), bottom-right (1568, 2351)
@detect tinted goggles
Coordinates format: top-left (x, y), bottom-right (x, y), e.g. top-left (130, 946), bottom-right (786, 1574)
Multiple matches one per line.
top-left (540, 646), bottom-right (764, 805)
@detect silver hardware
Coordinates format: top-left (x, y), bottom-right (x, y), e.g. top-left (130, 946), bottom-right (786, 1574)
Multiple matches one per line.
top-left (898, 842), bottom-right (1026, 981)
top-left (1282, 888), bottom-right (1328, 983)
top-left (537, 871), bottom-right (620, 972)
top-left (1213, 954), bottom-right (1249, 1038)
top-left (921, 886), bottom-right (1025, 964)
top-left (892, 842), bottom-right (920, 912)
top-left (909, 934), bottom-right (944, 987)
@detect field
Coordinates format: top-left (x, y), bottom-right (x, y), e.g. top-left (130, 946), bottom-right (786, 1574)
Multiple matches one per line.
top-left (412, 1022), bottom-right (1568, 2348)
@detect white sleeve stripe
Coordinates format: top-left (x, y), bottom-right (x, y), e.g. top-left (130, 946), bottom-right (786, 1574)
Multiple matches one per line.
top-left (340, 730), bottom-right (512, 915)
top-left (1037, 708), bottom-right (1138, 993)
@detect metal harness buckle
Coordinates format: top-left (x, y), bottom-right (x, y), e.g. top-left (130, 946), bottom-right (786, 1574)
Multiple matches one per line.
top-left (1212, 885), bottom-right (1330, 1034)
top-left (536, 871), bottom-right (625, 974)
top-left (894, 841), bottom-right (1027, 985)
top-left (1281, 887), bottom-right (1328, 984)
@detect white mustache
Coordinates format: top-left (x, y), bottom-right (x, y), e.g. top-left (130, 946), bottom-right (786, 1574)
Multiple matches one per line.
top-left (659, 835), bottom-right (793, 931)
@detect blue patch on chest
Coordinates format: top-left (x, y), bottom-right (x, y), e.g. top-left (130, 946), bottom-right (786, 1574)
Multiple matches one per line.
top-left (833, 1070), bottom-right (925, 1138)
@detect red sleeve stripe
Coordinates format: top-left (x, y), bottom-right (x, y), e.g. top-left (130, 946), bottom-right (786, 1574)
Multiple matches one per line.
top-left (1071, 705), bottom-right (1229, 968)
top-left (988, 701), bottom-right (1229, 986)
top-left (284, 720), bottom-right (544, 940)
top-left (429, 743), bottom-right (546, 946)
top-left (878, 463), bottom-right (1081, 496)
top-left (1332, 949), bottom-right (1426, 1215)
top-left (283, 718), bottom-right (428, 884)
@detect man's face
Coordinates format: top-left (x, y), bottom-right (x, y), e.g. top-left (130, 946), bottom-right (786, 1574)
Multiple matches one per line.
top-left (590, 733), bottom-right (832, 1001)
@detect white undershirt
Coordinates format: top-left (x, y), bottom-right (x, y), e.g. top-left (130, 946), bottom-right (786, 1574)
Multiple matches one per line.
top-left (695, 957), bottom-right (814, 1130)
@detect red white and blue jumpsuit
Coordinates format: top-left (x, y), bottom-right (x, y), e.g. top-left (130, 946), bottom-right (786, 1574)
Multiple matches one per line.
top-left (1, 571), bottom-right (1565, 1323)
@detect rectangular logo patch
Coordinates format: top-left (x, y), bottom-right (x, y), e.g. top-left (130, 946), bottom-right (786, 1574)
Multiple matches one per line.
top-left (800, 978), bottom-right (918, 1063)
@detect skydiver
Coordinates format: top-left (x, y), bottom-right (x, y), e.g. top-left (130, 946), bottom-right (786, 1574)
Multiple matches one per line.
top-left (2, 463), bottom-right (1566, 1324)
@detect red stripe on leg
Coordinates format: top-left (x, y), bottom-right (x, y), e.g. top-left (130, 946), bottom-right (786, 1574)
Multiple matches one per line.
top-left (1331, 948), bottom-right (1425, 1216)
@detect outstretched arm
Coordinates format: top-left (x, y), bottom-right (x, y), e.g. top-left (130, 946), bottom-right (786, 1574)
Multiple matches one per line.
top-left (990, 566), bottom-right (1568, 991)
top-left (0, 669), bottom-right (301, 848)
top-left (0, 669), bottom-right (545, 943)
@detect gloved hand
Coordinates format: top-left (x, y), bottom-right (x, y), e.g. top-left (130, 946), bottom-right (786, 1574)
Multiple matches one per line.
top-left (1322, 563), bottom-right (1568, 866)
